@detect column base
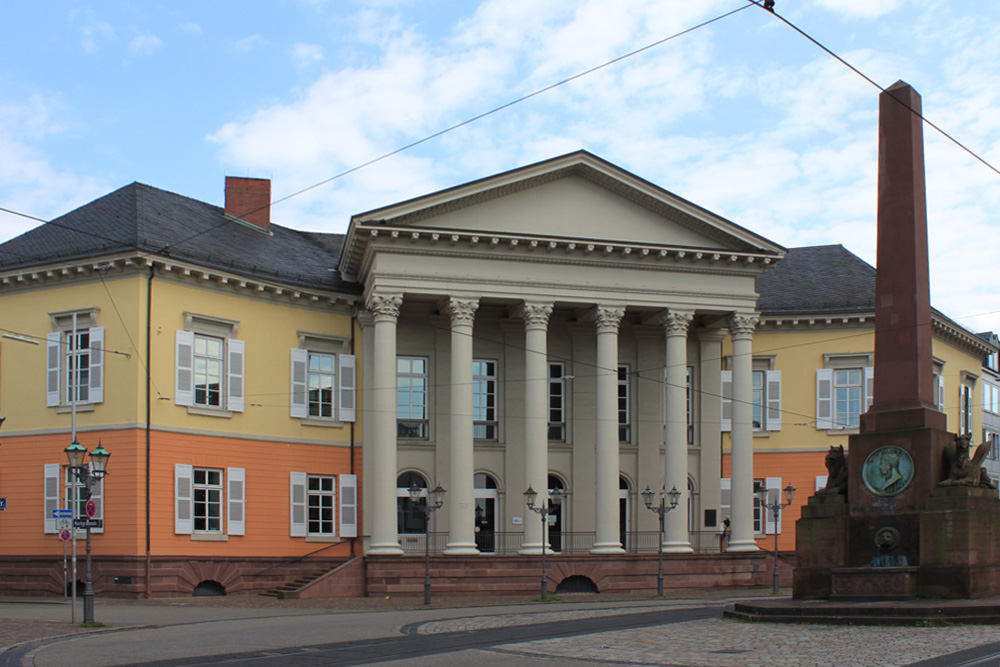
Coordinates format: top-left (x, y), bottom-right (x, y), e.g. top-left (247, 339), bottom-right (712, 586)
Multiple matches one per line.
top-left (519, 543), bottom-right (550, 555)
top-left (590, 542), bottom-right (625, 554)
top-left (444, 542), bottom-right (480, 555)
top-left (367, 543), bottom-right (404, 556)
top-left (661, 542), bottom-right (694, 554)
top-left (726, 540), bottom-right (760, 553)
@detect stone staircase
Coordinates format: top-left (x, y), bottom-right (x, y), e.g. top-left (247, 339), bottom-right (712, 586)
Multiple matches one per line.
top-left (259, 569), bottom-right (331, 598)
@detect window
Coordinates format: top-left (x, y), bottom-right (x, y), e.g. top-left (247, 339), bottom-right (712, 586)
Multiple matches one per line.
top-left (686, 366), bottom-right (694, 444)
top-left (398, 357), bottom-right (428, 439)
top-left (473, 360), bottom-right (497, 440)
top-left (960, 383), bottom-right (974, 437)
top-left (175, 314), bottom-right (244, 413)
top-left (986, 431), bottom-right (1000, 461)
top-left (618, 365), bottom-right (630, 444)
top-left (194, 468), bottom-right (223, 532)
top-left (46, 309), bottom-right (104, 408)
top-left (983, 382), bottom-right (1000, 416)
top-left (290, 472), bottom-right (357, 538)
top-left (720, 477), bottom-right (780, 536)
top-left (816, 361), bottom-right (873, 431)
top-left (721, 365), bottom-right (781, 433)
top-left (548, 362), bottom-right (566, 442)
top-left (397, 472), bottom-right (429, 533)
top-left (290, 337), bottom-right (357, 423)
top-left (43, 463), bottom-right (103, 534)
top-left (174, 464), bottom-right (245, 537)
top-left (753, 479), bottom-right (764, 534)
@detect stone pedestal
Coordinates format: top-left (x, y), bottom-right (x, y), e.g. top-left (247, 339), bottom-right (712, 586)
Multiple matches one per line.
top-left (793, 495), bottom-right (848, 599)
top-left (919, 487), bottom-right (1000, 598)
top-left (831, 567), bottom-right (918, 600)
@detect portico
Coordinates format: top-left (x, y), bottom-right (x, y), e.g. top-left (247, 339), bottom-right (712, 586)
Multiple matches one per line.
top-left (341, 151), bottom-right (785, 558)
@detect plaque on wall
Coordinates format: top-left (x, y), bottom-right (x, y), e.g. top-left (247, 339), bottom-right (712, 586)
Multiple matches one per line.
top-left (862, 446), bottom-right (915, 496)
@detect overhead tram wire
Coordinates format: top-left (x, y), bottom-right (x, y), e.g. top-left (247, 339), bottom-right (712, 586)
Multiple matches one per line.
top-left (158, 4), bottom-right (756, 253)
top-left (749, 0), bottom-right (1000, 178)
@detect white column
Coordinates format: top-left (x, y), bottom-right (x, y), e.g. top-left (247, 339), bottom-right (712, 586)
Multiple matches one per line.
top-left (661, 309), bottom-right (694, 553)
top-left (444, 297), bottom-right (480, 555)
top-left (697, 328), bottom-right (727, 534)
top-left (366, 292), bottom-right (404, 555)
top-left (519, 302), bottom-right (553, 554)
top-left (591, 305), bottom-right (625, 554)
top-left (727, 312), bottom-right (760, 552)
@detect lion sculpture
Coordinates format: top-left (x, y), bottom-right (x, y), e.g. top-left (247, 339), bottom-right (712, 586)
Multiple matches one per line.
top-left (817, 445), bottom-right (848, 495)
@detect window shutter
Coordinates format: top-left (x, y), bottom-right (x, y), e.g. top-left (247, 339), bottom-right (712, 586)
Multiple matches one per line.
top-left (720, 477), bottom-right (731, 526)
top-left (175, 331), bottom-right (194, 407)
top-left (174, 463), bottom-right (193, 534)
top-left (290, 472), bottom-right (307, 537)
top-left (46, 333), bottom-right (61, 407)
top-left (227, 467), bottom-right (246, 536)
top-left (339, 354), bottom-right (357, 422)
top-left (937, 374), bottom-right (946, 412)
top-left (864, 366), bottom-right (875, 412)
top-left (44, 464), bottom-right (60, 533)
top-left (721, 370), bottom-right (733, 432)
top-left (816, 369), bottom-right (833, 430)
top-left (88, 463), bottom-right (104, 533)
top-left (766, 370), bottom-right (782, 432)
top-left (765, 477), bottom-right (782, 534)
top-left (227, 339), bottom-right (245, 413)
top-left (815, 475), bottom-right (828, 492)
top-left (340, 474), bottom-right (358, 537)
top-left (88, 327), bottom-right (104, 404)
top-left (290, 349), bottom-right (308, 419)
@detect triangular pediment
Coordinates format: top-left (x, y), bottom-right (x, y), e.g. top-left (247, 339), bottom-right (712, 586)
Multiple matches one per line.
top-left (343, 152), bottom-right (783, 277)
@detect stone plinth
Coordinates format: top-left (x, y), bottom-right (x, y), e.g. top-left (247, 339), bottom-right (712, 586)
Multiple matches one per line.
top-left (918, 486), bottom-right (1000, 598)
top-left (793, 495), bottom-right (848, 599)
top-left (831, 566), bottom-right (918, 600)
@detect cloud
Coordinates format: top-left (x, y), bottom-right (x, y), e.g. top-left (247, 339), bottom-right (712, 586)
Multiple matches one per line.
top-left (232, 35), bottom-right (268, 53)
top-left (129, 33), bottom-right (163, 56)
top-left (180, 22), bottom-right (202, 34)
top-left (291, 43), bottom-right (324, 69)
top-left (79, 19), bottom-right (115, 54)
top-left (812, 0), bottom-right (905, 20)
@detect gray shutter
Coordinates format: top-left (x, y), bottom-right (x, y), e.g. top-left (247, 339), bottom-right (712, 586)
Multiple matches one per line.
top-left (46, 333), bottom-right (61, 407)
top-left (227, 467), bottom-right (246, 536)
top-left (290, 471), bottom-right (307, 537)
top-left (44, 463), bottom-right (60, 533)
top-left (175, 331), bottom-right (194, 406)
top-left (937, 374), bottom-right (946, 412)
top-left (175, 463), bottom-right (193, 534)
top-left (721, 370), bottom-right (733, 432)
top-left (88, 327), bottom-right (104, 404)
top-left (339, 354), bottom-right (357, 422)
top-left (766, 370), bottom-right (781, 431)
top-left (864, 366), bottom-right (875, 412)
top-left (765, 477), bottom-right (781, 534)
top-left (227, 339), bottom-right (245, 412)
top-left (816, 369), bottom-right (833, 430)
top-left (339, 474), bottom-right (358, 537)
top-left (290, 348), bottom-right (308, 418)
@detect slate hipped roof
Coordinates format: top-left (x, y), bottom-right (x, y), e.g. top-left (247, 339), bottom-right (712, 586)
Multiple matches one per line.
top-left (0, 182), bottom-right (358, 293)
top-left (755, 244), bottom-right (876, 316)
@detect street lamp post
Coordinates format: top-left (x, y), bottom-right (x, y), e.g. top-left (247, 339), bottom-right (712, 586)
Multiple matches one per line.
top-left (756, 483), bottom-right (796, 594)
top-left (65, 441), bottom-right (110, 624)
top-left (524, 485), bottom-right (562, 601)
top-left (641, 485), bottom-right (681, 597)
top-left (409, 483), bottom-right (446, 606)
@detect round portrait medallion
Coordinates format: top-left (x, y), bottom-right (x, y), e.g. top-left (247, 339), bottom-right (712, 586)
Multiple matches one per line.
top-left (862, 446), bottom-right (915, 497)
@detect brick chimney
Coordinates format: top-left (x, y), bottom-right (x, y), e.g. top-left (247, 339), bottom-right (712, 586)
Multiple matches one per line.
top-left (225, 176), bottom-right (271, 232)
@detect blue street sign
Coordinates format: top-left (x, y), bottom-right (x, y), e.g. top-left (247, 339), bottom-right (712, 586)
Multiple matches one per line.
top-left (52, 509), bottom-right (73, 518)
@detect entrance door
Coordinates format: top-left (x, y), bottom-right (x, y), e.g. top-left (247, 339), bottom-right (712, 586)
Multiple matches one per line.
top-left (619, 477), bottom-right (630, 550)
top-left (474, 473), bottom-right (498, 552)
top-left (547, 475), bottom-right (565, 552)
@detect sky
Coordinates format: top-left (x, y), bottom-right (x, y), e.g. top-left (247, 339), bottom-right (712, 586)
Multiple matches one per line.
top-left (2, 0), bottom-right (999, 332)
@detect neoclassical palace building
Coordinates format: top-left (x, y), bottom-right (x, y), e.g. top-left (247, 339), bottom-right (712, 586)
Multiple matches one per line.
top-left (0, 151), bottom-right (990, 597)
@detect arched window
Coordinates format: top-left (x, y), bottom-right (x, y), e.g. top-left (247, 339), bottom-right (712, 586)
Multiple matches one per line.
top-left (474, 473), bottom-right (499, 552)
top-left (547, 475), bottom-right (565, 552)
top-left (397, 472), bottom-right (428, 534)
top-left (619, 476), bottom-right (630, 550)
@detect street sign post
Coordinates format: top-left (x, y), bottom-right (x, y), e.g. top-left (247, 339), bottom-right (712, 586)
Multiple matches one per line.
top-left (59, 530), bottom-right (72, 542)
top-left (52, 509), bottom-right (73, 518)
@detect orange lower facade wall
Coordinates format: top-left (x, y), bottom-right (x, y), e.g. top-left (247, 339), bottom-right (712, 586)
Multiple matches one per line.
top-left (0, 428), bottom-right (362, 596)
top-left (723, 449), bottom-right (829, 553)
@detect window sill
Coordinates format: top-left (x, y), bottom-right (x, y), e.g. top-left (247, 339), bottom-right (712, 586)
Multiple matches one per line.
top-left (56, 403), bottom-right (95, 414)
top-left (191, 533), bottom-right (230, 541)
top-left (753, 431), bottom-right (771, 438)
top-left (825, 428), bottom-right (859, 436)
top-left (305, 535), bottom-right (342, 543)
top-left (301, 418), bottom-right (345, 428)
top-left (187, 406), bottom-right (234, 419)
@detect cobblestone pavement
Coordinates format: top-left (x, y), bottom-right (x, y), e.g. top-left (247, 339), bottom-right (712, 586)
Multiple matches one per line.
top-left (499, 617), bottom-right (1000, 667)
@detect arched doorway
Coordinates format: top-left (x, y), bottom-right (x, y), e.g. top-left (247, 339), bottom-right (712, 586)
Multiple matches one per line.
top-left (619, 476), bottom-right (630, 550)
top-left (474, 473), bottom-right (499, 553)
top-left (548, 475), bottom-right (565, 552)
top-left (397, 472), bottom-right (428, 534)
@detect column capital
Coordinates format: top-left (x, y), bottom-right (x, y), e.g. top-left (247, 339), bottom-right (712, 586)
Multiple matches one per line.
top-left (518, 301), bottom-right (553, 331)
top-left (591, 305), bottom-right (626, 334)
top-left (367, 292), bottom-right (403, 322)
top-left (660, 309), bottom-right (694, 336)
top-left (444, 297), bottom-right (479, 327)
top-left (728, 312), bottom-right (760, 338)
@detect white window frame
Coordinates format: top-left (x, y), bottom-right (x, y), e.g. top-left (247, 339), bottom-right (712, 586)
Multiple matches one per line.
top-left (193, 468), bottom-right (224, 533)
top-left (43, 463), bottom-right (104, 534)
top-left (548, 362), bottom-right (566, 442)
top-left (960, 373), bottom-right (977, 437)
top-left (397, 357), bottom-right (429, 439)
top-left (46, 308), bottom-right (104, 409)
top-left (816, 355), bottom-right (873, 431)
top-left (175, 313), bottom-right (244, 414)
top-left (290, 333), bottom-right (356, 424)
top-left (473, 359), bottom-right (498, 441)
top-left (174, 464), bottom-right (245, 537)
top-left (618, 365), bottom-right (630, 444)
